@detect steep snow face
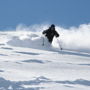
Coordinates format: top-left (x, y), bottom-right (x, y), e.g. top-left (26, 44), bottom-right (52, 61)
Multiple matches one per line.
top-left (0, 24), bottom-right (90, 90)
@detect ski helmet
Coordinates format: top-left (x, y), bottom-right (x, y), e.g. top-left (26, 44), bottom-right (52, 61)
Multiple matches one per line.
top-left (51, 24), bottom-right (55, 27)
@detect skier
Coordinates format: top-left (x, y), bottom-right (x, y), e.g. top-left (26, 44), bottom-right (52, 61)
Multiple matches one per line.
top-left (42, 24), bottom-right (59, 44)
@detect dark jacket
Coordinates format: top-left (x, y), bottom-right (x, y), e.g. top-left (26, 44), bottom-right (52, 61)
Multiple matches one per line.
top-left (43, 27), bottom-right (59, 43)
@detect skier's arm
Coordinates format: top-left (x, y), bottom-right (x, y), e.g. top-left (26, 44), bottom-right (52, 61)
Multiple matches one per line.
top-left (42, 30), bottom-right (48, 35)
top-left (55, 31), bottom-right (59, 37)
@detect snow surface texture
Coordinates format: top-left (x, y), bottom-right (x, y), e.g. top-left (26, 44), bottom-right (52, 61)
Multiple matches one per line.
top-left (0, 24), bottom-right (90, 90)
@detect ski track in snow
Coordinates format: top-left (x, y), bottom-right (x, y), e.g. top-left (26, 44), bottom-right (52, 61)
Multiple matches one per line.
top-left (0, 31), bottom-right (90, 90)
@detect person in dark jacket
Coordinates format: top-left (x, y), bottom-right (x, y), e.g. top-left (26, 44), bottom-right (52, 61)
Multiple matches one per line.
top-left (42, 24), bottom-right (59, 43)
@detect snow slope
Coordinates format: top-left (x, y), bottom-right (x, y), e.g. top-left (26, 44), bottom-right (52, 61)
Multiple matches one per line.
top-left (0, 25), bottom-right (90, 90)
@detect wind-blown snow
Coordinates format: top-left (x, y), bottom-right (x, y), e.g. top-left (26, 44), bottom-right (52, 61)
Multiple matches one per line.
top-left (5, 23), bottom-right (90, 53)
top-left (57, 24), bottom-right (90, 52)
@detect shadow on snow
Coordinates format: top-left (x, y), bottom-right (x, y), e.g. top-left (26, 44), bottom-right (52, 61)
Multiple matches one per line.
top-left (0, 76), bottom-right (90, 90)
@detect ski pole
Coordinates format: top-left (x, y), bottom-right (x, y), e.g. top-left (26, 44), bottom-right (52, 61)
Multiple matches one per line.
top-left (57, 38), bottom-right (62, 50)
top-left (42, 36), bottom-right (44, 46)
